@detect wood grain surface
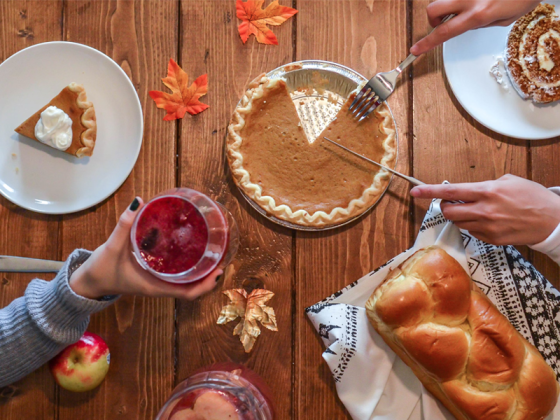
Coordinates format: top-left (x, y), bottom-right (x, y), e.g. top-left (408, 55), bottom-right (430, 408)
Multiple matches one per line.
top-left (0, 1), bottom-right (559, 420)
top-left (295, 1), bottom-right (412, 419)
top-left (175, 2), bottom-right (294, 419)
top-left (0, 2), bottom-right (62, 419)
top-left (59, 1), bottom-right (178, 419)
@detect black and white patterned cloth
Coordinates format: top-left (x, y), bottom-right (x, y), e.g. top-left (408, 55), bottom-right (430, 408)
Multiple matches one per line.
top-left (306, 199), bottom-right (560, 420)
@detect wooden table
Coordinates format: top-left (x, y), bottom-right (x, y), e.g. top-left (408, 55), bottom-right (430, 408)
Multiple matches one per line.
top-left (1, 1), bottom-right (558, 419)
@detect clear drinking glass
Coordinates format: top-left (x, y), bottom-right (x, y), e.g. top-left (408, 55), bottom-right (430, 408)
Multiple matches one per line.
top-left (131, 188), bottom-right (239, 283)
top-left (155, 366), bottom-right (274, 420)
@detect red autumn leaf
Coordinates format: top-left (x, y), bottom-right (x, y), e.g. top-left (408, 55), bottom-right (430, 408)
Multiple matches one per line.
top-left (149, 58), bottom-right (209, 121)
top-left (236, 0), bottom-right (298, 45)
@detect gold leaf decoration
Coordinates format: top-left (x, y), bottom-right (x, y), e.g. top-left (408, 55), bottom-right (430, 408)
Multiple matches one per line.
top-left (217, 288), bottom-right (278, 352)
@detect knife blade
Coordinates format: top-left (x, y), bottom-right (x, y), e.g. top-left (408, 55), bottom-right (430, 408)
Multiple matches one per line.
top-left (0, 256), bottom-right (64, 273)
top-left (322, 136), bottom-right (426, 186)
top-left (322, 136), bottom-right (465, 204)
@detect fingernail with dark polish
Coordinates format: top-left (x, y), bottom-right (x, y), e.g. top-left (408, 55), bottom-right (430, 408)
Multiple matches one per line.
top-left (216, 274), bottom-right (223, 283)
top-left (129, 198), bottom-right (140, 211)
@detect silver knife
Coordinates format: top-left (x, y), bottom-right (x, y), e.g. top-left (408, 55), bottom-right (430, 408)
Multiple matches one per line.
top-left (0, 256), bottom-right (64, 273)
top-left (322, 136), bottom-right (465, 204)
top-left (323, 136), bottom-right (426, 186)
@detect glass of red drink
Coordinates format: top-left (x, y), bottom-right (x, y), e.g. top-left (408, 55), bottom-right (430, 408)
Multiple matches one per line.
top-left (155, 364), bottom-right (274, 420)
top-left (131, 188), bottom-right (239, 283)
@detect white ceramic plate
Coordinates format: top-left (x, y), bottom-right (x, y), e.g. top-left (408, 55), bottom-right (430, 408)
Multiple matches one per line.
top-left (0, 42), bottom-right (143, 214)
top-left (443, 0), bottom-right (560, 140)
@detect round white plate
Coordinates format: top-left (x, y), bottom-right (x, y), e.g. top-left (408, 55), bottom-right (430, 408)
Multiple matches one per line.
top-left (0, 42), bottom-right (143, 214)
top-left (443, 1), bottom-right (560, 140)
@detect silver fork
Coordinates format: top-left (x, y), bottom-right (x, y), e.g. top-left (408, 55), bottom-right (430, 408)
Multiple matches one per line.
top-left (350, 14), bottom-right (455, 121)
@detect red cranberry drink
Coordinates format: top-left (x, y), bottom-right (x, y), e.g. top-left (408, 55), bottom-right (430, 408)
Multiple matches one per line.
top-left (156, 364), bottom-right (274, 420)
top-left (131, 188), bottom-right (239, 283)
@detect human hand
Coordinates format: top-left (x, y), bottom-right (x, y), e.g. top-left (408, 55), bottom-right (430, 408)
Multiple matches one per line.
top-left (410, 175), bottom-right (560, 246)
top-left (69, 198), bottom-right (222, 300)
top-left (410, 0), bottom-right (541, 55)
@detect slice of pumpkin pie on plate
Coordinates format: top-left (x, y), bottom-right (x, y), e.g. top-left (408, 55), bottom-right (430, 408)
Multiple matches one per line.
top-left (15, 82), bottom-right (96, 158)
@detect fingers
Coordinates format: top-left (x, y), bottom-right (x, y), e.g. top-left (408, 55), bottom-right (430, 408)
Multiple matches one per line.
top-left (109, 197), bottom-right (144, 246)
top-left (440, 201), bottom-right (481, 222)
top-left (142, 269), bottom-right (223, 301)
top-left (411, 12), bottom-right (472, 55)
top-left (481, 17), bottom-right (516, 28)
top-left (426, 0), bottom-right (464, 27)
top-left (410, 183), bottom-right (486, 202)
top-left (179, 269), bottom-right (223, 300)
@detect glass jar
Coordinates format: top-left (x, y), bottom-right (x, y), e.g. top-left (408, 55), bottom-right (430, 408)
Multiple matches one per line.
top-left (131, 188), bottom-right (239, 283)
top-left (156, 367), bottom-right (274, 420)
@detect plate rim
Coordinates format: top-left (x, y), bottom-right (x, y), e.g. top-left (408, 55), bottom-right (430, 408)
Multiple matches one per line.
top-left (0, 41), bottom-right (144, 215)
top-left (229, 59), bottom-right (399, 232)
top-left (442, 32), bottom-right (560, 141)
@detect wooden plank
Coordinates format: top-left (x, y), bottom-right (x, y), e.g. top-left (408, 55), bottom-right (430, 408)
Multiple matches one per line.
top-left (531, 140), bottom-right (560, 290)
top-left (411, 0), bottom-right (528, 227)
top-left (0, 2), bottom-right (62, 419)
top-left (295, 1), bottom-right (412, 419)
top-left (57, 1), bottom-right (178, 419)
top-left (176, 1), bottom-right (294, 419)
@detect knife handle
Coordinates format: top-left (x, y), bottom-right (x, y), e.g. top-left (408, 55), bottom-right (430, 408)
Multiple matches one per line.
top-left (0, 256), bottom-right (64, 273)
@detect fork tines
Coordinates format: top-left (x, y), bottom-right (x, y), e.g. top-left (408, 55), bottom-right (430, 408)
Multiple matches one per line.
top-left (349, 86), bottom-right (382, 122)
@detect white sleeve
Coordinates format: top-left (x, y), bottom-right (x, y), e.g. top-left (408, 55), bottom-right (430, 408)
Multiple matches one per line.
top-left (528, 187), bottom-right (560, 266)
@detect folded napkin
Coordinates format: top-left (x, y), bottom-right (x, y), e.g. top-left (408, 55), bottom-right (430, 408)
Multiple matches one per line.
top-left (307, 199), bottom-right (560, 420)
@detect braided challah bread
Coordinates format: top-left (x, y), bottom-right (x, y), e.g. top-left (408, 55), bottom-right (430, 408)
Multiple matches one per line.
top-left (365, 246), bottom-right (559, 420)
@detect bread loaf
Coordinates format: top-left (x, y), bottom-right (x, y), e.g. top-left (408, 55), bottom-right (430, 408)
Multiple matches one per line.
top-left (365, 246), bottom-right (559, 420)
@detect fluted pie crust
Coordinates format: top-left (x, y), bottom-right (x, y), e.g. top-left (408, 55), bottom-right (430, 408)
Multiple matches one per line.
top-left (15, 83), bottom-right (97, 158)
top-left (227, 74), bottom-right (397, 227)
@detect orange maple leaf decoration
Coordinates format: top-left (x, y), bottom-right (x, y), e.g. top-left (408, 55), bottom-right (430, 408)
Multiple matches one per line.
top-left (149, 59), bottom-right (209, 121)
top-left (236, 0), bottom-right (298, 45)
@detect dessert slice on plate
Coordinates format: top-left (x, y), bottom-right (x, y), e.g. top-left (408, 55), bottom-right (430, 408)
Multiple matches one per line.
top-left (506, 4), bottom-right (560, 103)
top-left (15, 83), bottom-right (96, 158)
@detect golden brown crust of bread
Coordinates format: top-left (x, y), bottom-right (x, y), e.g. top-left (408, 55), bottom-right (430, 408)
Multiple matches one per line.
top-left (365, 246), bottom-right (559, 420)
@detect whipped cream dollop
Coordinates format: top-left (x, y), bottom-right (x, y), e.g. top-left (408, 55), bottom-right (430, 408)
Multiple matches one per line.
top-left (489, 55), bottom-right (509, 89)
top-left (34, 106), bottom-right (73, 151)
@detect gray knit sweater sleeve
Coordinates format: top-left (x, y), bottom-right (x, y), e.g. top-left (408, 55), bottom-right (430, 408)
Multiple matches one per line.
top-left (0, 249), bottom-right (119, 387)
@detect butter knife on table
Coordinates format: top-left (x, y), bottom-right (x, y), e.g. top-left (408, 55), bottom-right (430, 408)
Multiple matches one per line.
top-left (0, 256), bottom-right (64, 273)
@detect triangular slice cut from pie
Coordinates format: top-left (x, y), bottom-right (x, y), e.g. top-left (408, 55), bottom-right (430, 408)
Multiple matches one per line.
top-left (227, 74), bottom-right (397, 227)
top-left (15, 83), bottom-right (97, 158)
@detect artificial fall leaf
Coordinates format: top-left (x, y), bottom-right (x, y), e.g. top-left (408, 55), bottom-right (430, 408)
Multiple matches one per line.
top-left (236, 0), bottom-right (298, 45)
top-left (149, 58), bottom-right (209, 121)
top-left (217, 289), bottom-right (247, 324)
top-left (217, 288), bottom-right (278, 353)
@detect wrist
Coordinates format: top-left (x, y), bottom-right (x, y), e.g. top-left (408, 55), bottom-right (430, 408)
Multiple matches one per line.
top-left (68, 261), bottom-right (105, 300)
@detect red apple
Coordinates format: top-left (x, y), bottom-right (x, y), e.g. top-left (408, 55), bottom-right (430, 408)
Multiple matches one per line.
top-left (49, 331), bottom-right (110, 392)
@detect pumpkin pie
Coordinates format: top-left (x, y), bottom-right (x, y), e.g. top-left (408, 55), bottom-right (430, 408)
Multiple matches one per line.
top-left (227, 74), bottom-right (396, 227)
top-left (506, 3), bottom-right (560, 103)
top-left (15, 83), bottom-right (97, 157)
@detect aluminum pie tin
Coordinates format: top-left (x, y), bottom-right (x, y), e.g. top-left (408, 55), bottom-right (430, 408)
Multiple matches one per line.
top-left (230, 60), bottom-right (399, 232)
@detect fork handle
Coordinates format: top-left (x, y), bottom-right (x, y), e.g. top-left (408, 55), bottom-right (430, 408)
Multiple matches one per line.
top-left (398, 13), bottom-right (456, 72)
top-left (397, 53), bottom-right (418, 73)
